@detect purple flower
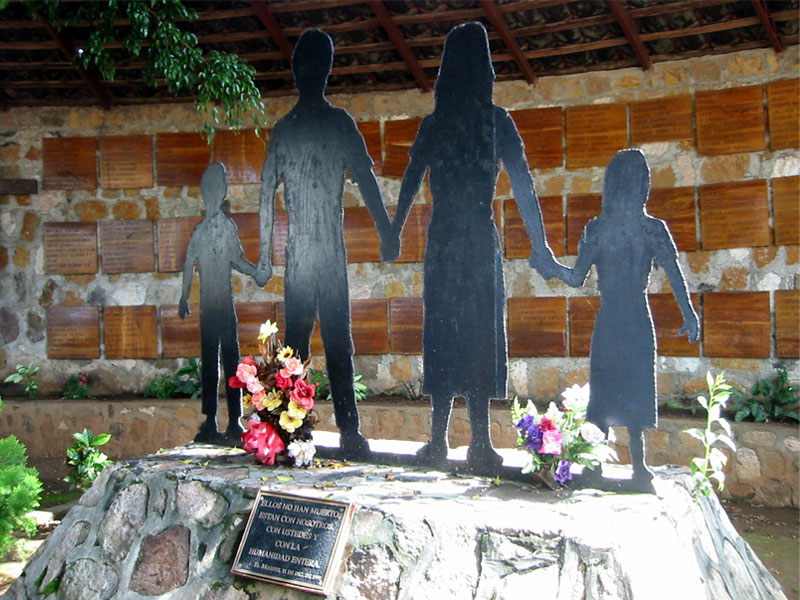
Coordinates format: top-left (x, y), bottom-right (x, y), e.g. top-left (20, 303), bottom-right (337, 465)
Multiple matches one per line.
top-left (525, 428), bottom-right (543, 453)
top-left (554, 460), bottom-right (573, 484)
top-left (515, 414), bottom-right (535, 434)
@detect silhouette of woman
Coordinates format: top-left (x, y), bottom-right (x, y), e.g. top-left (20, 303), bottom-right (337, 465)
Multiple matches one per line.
top-left (390, 23), bottom-right (557, 473)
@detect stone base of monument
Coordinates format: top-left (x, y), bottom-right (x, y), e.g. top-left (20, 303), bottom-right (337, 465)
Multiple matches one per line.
top-left (4, 437), bottom-right (785, 600)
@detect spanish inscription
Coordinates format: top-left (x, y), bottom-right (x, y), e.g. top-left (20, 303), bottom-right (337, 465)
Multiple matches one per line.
top-left (104, 305), bottom-right (158, 359)
top-left (44, 222), bottom-right (98, 275)
top-left (157, 216), bottom-right (201, 272)
top-left (99, 135), bottom-right (154, 189)
top-left (630, 95), bottom-right (693, 145)
top-left (46, 306), bottom-right (100, 359)
top-left (696, 86), bottom-right (766, 155)
top-left (565, 104), bottom-right (627, 168)
top-left (100, 219), bottom-right (155, 274)
top-left (767, 79), bottom-right (800, 150)
top-left (232, 491), bottom-right (354, 596)
top-left (42, 137), bottom-right (97, 190)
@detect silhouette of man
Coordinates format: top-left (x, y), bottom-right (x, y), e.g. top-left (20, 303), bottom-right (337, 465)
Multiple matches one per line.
top-left (179, 162), bottom-right (260, 444)
top-left (256, 29), bottom-right (393, 460)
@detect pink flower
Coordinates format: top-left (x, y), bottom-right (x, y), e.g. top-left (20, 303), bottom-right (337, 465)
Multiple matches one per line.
top-left (580, 422), bottom-right (605, 444)
top-left (251, 389), bottom-right (266, 411)
top-left (538, 417), bottom-right (557, 432)
top-left (275, 372), bottom-right (294, 390)
top-left (280, 357), bottom-right (303, 378)
top-left (236, 359), bottom-right (258, 383)
top-left (241, 418), bottom-right (286, 465)
top-left (289, 379), bottom-right (316, 410)
top-left (539, 430), bottom-right (563, 455)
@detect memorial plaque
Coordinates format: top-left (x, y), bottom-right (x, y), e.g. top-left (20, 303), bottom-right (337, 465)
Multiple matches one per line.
top-left (232, 490), bottom-right (355, 595)
top-left (703, 292), bottom-right (770, 358)
top-left (343, 206), bottom-right (382, 263)
top-left (44, 222), bottom-right (98, 275)
top-left (275, 303), bottom-right (324, 357)
top-left (382, 117), bottom-right (422, 178)
top-left (388, 204), bottom-right (431, 263)
top-left (766, 79), bottom-right (799, 150)
top-left (772, 175), bottom-right (800, 246)
top-left (99, 135), bottom-right (154, 189)
top-left (566, 194), bottom-right (602, 255)
top-left (351, 299), bottom-right (389, 355)
top-left (230, 212), bottom-right (260, 264)
top-left (212, 129), bottom-right (267, 185)
top-left (236, 302), bottom-right (275, 356)
top-left (775, 289), bottom-right (800, 359)
top-left (696, 86), bottom-right (766, 155)
top-left (100, 219), bottom-right (155, 274)
top-left (568, 296), bottom-right (601, 357)
top-left (510, 107), bottom-right (564, 168)
top-left (389, 297), bottom-right (423, 354)
top-left (356, 121), bottom-right (383, 176)
top-left (42, 137), bottom-right (97, 190)
top-left (504, 196), bottom-right (565, 259)
top-left (104, 305), bottom-right (158, 359)
top-left (507, 297), bottom-right (567, 357)
top-left (699, 180), bottom-right (770, 250)
top-left (649, 293), bottom-right (700, 357)
top-left (46, 306), bottom-right (100, 359)
top-left (157, 216), bottom-right (201, 272)
top-left (630, 95), bottom-right (693, 145)
top-left (565, 104), bottom-right (627, 169)
top-left (160, 304), bottom-right (201, 358)
top-left (647, 187), bottom-right (697, 252)
top-left (156, 132), bottom-right (211, 187)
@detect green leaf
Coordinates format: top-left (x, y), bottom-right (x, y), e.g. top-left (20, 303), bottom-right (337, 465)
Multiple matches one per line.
top-left (276, 475), bottom-right (293, 482)
top-left (715, 433), bottom-right (736, 452)
top-left (91, 433), bottom-right (111, 447)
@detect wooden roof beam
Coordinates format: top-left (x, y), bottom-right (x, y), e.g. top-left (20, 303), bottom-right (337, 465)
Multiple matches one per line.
top-left (607, 0), bottom-right (651, 70)
top-left (38, 17), bottom-right (111, 110)
top-left (481, 0), bottom-right (537, 84)
top-left (751, 0), bottom-right (784, 53)
top-left (367, 0), bottom-right (431, 93)
top-left (249, 0), bottom-right (294, 63)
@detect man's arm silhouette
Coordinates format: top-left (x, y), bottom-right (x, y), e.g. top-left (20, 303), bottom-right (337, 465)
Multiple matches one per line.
top-left (256, 136), bottom-right (279, 286)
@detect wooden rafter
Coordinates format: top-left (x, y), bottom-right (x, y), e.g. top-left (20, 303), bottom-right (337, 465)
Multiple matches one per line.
top-left (38, 17), bottom-right (111, 110)
top-left (751, 0), bottom-right (784, 54)
top-left (481, 0), bottom-right (536, 84)
top-left (607, 0), bottom-right (651, 70)
top-left (250, 0), bottom-right (294, 63)
top-left (367, 0), bottom-right (431, 93)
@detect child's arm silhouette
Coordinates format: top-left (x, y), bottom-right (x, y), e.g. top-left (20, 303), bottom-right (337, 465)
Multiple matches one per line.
top-left (178, 231), bottom-right (199, 319)
top-left (550, 222), bottom-right (596, 288)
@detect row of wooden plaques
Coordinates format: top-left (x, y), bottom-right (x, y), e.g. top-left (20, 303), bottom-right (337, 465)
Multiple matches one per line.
top-left (40, 80), bottom-right (799, 191)
top-left (46, 290), bottom-right (799, 361)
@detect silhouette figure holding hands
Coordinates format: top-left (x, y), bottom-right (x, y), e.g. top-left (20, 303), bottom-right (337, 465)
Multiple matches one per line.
top-left (179, 162), bottom-right (261, 444)
top-left (387, 23), bottom-right (559, 473)
top-left (256, 29), bottom-right (393, 460)
top-left (543, 149), bottom-right (699, 491)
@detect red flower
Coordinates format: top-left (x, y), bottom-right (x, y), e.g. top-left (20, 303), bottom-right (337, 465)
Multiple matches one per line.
top-left (290, 379), bottom-right (316, 410)
top-left (228, 375), bottom-right (246, 389)
top-left (275, 372), bottom-right (294, 390)
top-left (538, 417), bottom-right (557, 431)
top-left (241, 419), bottom-right (286, 465)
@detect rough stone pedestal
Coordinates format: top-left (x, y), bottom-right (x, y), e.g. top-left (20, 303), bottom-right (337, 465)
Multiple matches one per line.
top-left (3, 442), bottom-right (785, 600)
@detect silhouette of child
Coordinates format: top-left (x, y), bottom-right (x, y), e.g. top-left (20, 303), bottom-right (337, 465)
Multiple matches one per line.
top-left (179, 162), bottom-right (261, 444)
top-left (545, 149), bottom-right (699, 489)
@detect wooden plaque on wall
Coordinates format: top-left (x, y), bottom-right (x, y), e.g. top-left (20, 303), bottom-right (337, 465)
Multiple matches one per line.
top-left (351, 299), bottom-right (389, 355)
top-left (42, 137), bottom-right (97, 190)
top-left (772, 175), bottom-right (800, 246)
top-left (766, 79), bottom-right (799, 150)
top-left (775, 289), bottom-right (800, 359)
top-left (344, 206), bottom-right (382, 263)
top-left (383, 118), bottom-right (421, 178)
top-left (99, 135), bottom-right (154, 189)
top-left (104, 305), bottom-right (158, 359)
top-left (647, 187), bottom-right (697, 252)
top-left (100, 219), bottom-right (155, 274)
top-left (236, 302), bottom-right (275, 356)
top-left (44, 222), bottom-right (98, 274)
top-left (356, 121), bottom-right (383, 176)
top-left (507, 297), bottom-right (567, 357)
top-left (504, 196), bottom-right (565, 259)
top-left (566, 194), bottom-right (602, 255)
top-left (568, 296), bottom-right (600, 357)
top-left (511, 107), bottom-right (563, 168)
top-left (156, 132), bottom-right (211, 187)
top-left (630, 95), bottom-right (693, 145)
top-left (157, 216), bottom-right (201, 272)
top-left (565, 104), bottom-right (627, 169)
top-left (212, 129), bottom-right (267, 185)
top-left (47, 306), bottom-right (100, 359)
top-left (703, 292), bottom-right (770, 358)
top-left (389, 297), bottom-right (422, 354)
top-left (696, 85), bottom-right (766, 155)
top-left (160, 304), bottom-right (201, 358)
top-left (386, 204), bottom-right (431, 264)
top-left (699, 180), bottom-right (770, 250)
top-left (649, 293), bottom-right (700, 357)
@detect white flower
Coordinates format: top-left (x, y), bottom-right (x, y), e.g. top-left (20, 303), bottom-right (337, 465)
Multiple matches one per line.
top-left (561, 383), bottom-right (590, 412)
top-left (258, 320), bottom-right (279, 343)
top-left (287, 440), bottom-right (316, 467)
top-left (580, 422), bottom-right (605, 444)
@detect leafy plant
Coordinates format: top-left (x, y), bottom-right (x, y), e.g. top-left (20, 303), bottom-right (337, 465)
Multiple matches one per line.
top-left (684, 372), bottom-right (737, 498)
top-left (61, 373), bottom-right (92, 400)
top-left (64, 429), bottom-right (113, 490)
top-left (401, 379), bottom-right (424, 401)
top-left (145, 358), bottom-right (202, 399)
top-left (730, 369), bottom-right (799, 423)
top-left (4, 362), bottom-right (40, 398)
top-left (308, 368), bottom-right (368, 402)
top-left (145, 374), bottom-right (177, 399)
top-left (0, 396), bottom-right (43, 560)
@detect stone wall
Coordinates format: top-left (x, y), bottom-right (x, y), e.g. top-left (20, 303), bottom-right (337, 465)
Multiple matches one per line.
top-left (1, 397), bottom-right (797, 507)
top-left (0, 44), bottom-right (798, 405)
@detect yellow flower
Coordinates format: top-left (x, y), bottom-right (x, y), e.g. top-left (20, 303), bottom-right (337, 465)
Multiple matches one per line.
top-left (277, 346), bottom-right (294, 362)
top-left (258, 320), bottom-right (279, 343)
top-left (264, 389), bottom-right (283, 411)
top-left (279, 409), bottom-right (303, 433)
top-left (287, 400), bottom-right (307, 420)
top-left (242, 393), bottom-right (252, 409)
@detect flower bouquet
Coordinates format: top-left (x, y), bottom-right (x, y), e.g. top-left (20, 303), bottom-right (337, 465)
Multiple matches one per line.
top-left (228, 320), bottom-right (318, 467)
top-left (511, 383), bottom-right (617, 487)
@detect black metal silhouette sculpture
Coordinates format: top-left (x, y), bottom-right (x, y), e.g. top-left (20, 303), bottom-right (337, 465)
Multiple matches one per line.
top-left (545, 148), bottom-right (699, 493)
top-left (256, 29), bottom-right (393, 461)
top-left (179, 162), bottom-right (261, 444)
top-left (387, 22), bottom-right (559, 474)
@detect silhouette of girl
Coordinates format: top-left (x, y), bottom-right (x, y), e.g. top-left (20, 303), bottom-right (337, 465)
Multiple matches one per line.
top-left (391, 23), bottom-right (557, 472)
